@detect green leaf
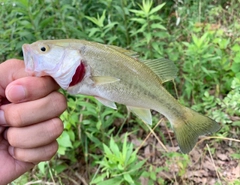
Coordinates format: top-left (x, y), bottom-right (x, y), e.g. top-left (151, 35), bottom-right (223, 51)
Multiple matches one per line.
top-left (131, 159), bottom-right (146, 171)
top-left (16, 0), bottom-right (29, 8)
top-left (231, 44), bottom-right (240, 52)
top-left (55, 164), bottom-right (68, 174)
top-left (57, 130), bottom-right (73, 148)
top-left (141, 0), bottom-right (153, 16)
top-left (85, 10), bottom-right (106, 28)
top-left (145, 32), bottom-right (152, 43)
top-left (96, 120), bottom-right (102, 130)
top-left (231, 62), bottom-right (240, 73)
top-left (40, 17), bottom-right (54, 28)
top-left (130, 17), bottom-right (146, 24)
top-left (97, 177), bottom-right (123, 185)
top-left (122, 134), bottom-right (128, 161)
top-left (192, 34), bottom-right (201, 48)
top-left (129, 9), bottom-right (146, 17)
top-left (124, 173), bottom-right (134, 184)
top-left (57, 145), bottom-right (67, 155)
top-left (232, 121), bottom-right (240, 127)
top-left (149, 2), bottom-right (165, 15)
top-left (151, 23), bottom-right (166, 30)
top-left (109, 137), bottom-right (120, 156)
top-left (68, 130), bottom-right (75, 141)
top-left (103, 143), bottom-right (113, 156)
top-left (37, 162), bottom-right (46, 174)
top-left (90, 173), bottom-right (107, 184)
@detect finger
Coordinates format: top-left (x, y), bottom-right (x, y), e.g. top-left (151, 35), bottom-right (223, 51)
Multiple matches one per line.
top-left (9, 141), bottom-right (58, 164)
top-left (0, 59), bottom-right (27, 96)
top-left (5, 118), bottom-right (63, 148)
top-left (0, 140), bottom-right (34, 185)
top-left (2, 92), bottom-right (66, 127)
top-left (6, 76), bottom-right (59, 103)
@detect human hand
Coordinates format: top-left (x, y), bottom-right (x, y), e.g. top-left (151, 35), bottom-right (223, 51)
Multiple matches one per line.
top-left (0, 59), bottom-right (67, 184)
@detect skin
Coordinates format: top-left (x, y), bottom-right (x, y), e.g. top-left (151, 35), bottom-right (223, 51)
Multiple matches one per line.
top-left (0, 59), bottom-right (67, 184)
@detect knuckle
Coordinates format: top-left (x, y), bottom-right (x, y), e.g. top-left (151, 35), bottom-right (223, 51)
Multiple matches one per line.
top-left (50, 92), bottom-right (67, 114)
top-left (4, 106), bottom-right (22, 126)
top-left (13, 148), bottom-right (31, 163)
top-left (43, 141), bottom-right (58, 160)
top-left (46, 118), bottom-right (63, 139)
top-left (6, 128), bottom-right (18, 147)
top-left (12, 148), bottom-right (22, 160)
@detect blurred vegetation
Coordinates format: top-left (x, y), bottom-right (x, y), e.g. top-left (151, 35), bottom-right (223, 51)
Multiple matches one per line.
top-left (1, 0), bottom-right (240, 184)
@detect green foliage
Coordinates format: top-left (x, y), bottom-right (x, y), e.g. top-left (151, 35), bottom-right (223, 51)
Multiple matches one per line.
top-left (130, 0), bottom-right (168, 58)
top-left (165, 152), bottom-right (190, 178)
top-left (1, 0), bottom-right (240, 184)
top-left (141, 165), bottom-right (166, 185)
top-left (91, 134), bottom-right (145, 185)
top-left (196, 78), bottom-right (240, 137)
top-left (58, 94), bottom-right (125, 164)
top-left (180, 30), bottom-right (233, 106)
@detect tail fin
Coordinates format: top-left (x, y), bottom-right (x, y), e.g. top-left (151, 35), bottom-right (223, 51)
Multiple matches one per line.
top-left (172, 107), bottom-right (221, 153)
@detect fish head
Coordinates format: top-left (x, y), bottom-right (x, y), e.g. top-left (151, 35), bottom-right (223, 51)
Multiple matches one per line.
top-left (22, 40), bottom-right (84, 89)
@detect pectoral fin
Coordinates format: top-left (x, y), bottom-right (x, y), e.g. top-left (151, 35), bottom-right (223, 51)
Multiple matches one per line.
top-left (92, 76), bottom-right (120, 85)
top-left (95, 97), bottom-right (117, 109)
top-left (127, 106), bottom-right (152, 125)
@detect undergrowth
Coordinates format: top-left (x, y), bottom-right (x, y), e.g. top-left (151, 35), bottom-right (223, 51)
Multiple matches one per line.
top-left (1, 0), bottom-right (240, 184)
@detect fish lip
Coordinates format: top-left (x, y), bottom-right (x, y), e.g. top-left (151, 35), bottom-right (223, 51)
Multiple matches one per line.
top-left (22, 44), bottom-right (34, 73)
top-left (22, 44), bottom-right (45, 77)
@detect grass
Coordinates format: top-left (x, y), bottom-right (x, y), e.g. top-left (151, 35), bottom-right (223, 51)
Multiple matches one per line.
top-left (2, 0), bottom-right (240, 184)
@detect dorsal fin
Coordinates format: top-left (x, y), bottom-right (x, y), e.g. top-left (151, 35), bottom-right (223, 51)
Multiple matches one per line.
top-left (108, 45), bottom-right (138, 58)
top-left (143, 58), bottom-right (178, 83)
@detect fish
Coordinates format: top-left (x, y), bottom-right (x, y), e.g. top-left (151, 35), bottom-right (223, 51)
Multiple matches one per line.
top-left (22, 39), bottom-right (221, 153)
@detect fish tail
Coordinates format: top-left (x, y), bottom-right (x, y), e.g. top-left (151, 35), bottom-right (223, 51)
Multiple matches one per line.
top-left (172, 106), bottom-right (221, 153)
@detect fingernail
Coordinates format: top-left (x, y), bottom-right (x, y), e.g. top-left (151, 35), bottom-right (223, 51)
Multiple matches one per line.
top-left (0, 110), bottom-right (7, 126)
top-left (6, 85), bottom-right (26, 102)
top-left (8, 146), bottom-right (15, 157)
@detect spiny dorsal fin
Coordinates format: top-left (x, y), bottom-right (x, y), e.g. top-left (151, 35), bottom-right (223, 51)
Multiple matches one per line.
top-left (143, 58), bottom-right (178, 83)
top-left (108, 45), bottom-right (138, 58)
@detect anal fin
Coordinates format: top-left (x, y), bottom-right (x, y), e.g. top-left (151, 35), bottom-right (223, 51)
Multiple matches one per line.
top-left (127, 106), bottom-right (152, 125)
top-left (95, 97), bottom-right (117, 109)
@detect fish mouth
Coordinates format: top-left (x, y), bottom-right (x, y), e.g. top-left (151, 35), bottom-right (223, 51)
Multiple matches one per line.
top-left (22, 44), bottom-right (46, 77)
top-left (22, 44), bottom-right (35, 75)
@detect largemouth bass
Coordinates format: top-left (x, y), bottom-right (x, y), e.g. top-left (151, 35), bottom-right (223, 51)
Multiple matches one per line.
top-left (22, 39), bottom-right (221, 153)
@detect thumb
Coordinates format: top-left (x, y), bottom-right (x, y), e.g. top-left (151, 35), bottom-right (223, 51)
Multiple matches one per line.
top-left (0, 59), bottom-right (27, 97)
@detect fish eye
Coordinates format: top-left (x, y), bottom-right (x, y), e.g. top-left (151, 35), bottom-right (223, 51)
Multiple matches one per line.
top-left (39, 44), bottom-right (49, 53)
top-left (40, 47), bottom-right (46, 52)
